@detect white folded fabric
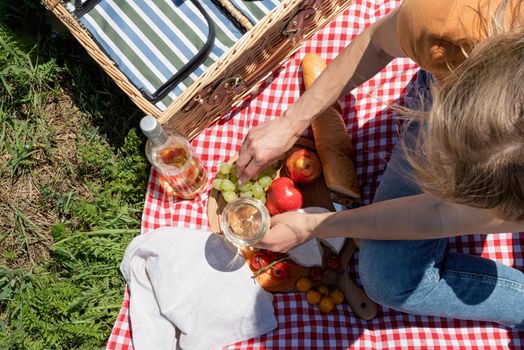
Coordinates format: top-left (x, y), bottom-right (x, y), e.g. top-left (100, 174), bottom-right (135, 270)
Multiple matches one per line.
top-left (287, 207), bottom-right (346, 267)
top-left (120, 227), bottom-right (277, 350)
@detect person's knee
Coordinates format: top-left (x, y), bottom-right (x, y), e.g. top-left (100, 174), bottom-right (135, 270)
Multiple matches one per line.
top-left (359, 257), bottom-right (412, 308)
top-left (358, 242), bottom-right (438, 310)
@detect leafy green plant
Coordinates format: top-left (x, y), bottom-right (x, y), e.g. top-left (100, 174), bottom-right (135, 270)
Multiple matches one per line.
top-left (1, 128), bottom-right (148, 348)
top-left (1, 227), bottom-right (138, 349)
top-left (73, 129), bottom-right (149, 230)
top-left (0, 31), bottom-right (61, 108)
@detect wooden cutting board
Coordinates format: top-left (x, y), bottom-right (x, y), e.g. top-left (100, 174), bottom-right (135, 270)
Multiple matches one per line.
top-left (206, 137), bottom-right (333, 292)
top-left (205, 137), bottom-right (377, 319)
top-left (207, 137), bottom-right (333, 233)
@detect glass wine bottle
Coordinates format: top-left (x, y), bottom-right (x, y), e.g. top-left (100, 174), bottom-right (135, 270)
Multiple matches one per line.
top-left (140, 116), bottom-right (207, 199)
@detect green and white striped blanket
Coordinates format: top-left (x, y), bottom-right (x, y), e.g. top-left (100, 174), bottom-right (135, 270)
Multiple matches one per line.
top-left (67, 0), bottom-right (280, 110)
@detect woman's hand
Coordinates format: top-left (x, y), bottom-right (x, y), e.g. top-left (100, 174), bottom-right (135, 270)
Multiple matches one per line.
top-left (235, 8), bottom-right (403, 184)
top-left (236, 116), bottom-right (304, 184)
top-left (255, 211), bottom-right (320, 252)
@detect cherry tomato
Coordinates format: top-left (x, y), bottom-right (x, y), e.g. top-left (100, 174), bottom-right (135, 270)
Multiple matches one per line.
top-left (251, 253), bottom-right (270, 270)
top-left (308, 266), bottom-right (324, 282)
top-left (317, 285), bottom-right (329, 296)
top-left (295, 277), bottom-right (312, 293)
top-left (318, 296), bottom-right (335, 314)
top-left (306, 290), bottom-right (321, 305)
top-left (271, 261), bottom-right (290, 280)
top-left (330, 289), bottom-right (345, 305)
top-left (326, 256), bottom-right (341, 270)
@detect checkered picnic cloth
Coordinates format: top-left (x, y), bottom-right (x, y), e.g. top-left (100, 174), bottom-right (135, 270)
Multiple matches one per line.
top-left (106, 0), bottom-right (524, 348)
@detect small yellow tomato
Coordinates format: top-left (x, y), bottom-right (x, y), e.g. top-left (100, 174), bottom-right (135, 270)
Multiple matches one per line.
top-left (295, 277), bottom-right (312, 293)
top-left (306, 290), bottom-right (321, 305)
top-left (329, 289), bottom-right (345, 305)
top-left (318, 296), bottom-right (335, 314)
top-left (317, 285), bottom-right (329, 296)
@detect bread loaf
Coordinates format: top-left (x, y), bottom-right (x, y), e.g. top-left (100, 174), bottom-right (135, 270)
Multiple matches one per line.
top-left (302, 54), bottom-right (327, 89)
top-left (301, 54), bottom-right (360, 199)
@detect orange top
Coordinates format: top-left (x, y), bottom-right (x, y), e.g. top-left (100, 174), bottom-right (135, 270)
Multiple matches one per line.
top-left (396, 0), bottom-right (522, 80)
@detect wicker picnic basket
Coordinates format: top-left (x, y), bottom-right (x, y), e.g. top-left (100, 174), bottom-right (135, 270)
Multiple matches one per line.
top-left (42, 0), bottom-right (353, 140)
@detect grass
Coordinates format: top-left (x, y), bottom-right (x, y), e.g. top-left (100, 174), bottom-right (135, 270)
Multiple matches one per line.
top-left (0, 1), bottom-right (149, 348)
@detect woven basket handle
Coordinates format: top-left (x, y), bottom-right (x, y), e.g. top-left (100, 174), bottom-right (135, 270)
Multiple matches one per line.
top-left (183, 6), bottom-right (316, 112)
top-left (215, 0), bottom-right (254, 31)
top-left (42, 0), bottom-right (60, 9)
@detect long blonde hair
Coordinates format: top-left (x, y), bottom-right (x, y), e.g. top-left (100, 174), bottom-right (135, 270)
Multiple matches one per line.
top-left (406, 0), bottom-right (524, 221)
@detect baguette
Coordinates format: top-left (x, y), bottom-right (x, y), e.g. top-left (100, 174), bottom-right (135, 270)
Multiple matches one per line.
top-left (301, 54), bottom-right (360, 199)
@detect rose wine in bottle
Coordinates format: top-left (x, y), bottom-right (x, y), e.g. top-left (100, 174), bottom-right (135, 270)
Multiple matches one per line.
top-left (140, 116), bottom-right (207, 199)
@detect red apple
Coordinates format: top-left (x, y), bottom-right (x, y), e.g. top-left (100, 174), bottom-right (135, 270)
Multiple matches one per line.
top-left (285, 148), bottom-right (321, 184)
top-left (265, 177), bottom-right (303, 215)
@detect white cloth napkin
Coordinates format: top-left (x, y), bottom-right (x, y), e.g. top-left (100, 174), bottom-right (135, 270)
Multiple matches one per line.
top-left (287, 207), bottom-right (346, 266)
top-left (120, 227), bottom-right (277, 350)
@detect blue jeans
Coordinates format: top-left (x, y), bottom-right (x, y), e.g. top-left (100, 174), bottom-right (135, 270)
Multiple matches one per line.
top-left (358, 71), bottom-right (524, 330)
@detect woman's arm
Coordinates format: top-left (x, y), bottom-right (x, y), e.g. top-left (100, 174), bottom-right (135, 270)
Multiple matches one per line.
top-left (284, 6), bottom-right (406, 128)
top-left (256, 193), bottom-right (524, 252)
top-left (236, 7), bottom-right (406, 183)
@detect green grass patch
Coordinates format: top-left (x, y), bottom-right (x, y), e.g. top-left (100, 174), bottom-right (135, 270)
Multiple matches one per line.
top-left (0, 1), bottom-right (148, 348)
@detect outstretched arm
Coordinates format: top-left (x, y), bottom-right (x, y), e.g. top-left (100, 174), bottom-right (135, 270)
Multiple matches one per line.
top-left (257, 194), bottom-right (524, 252)
top-left (236, 7), bottom-right (406, 183)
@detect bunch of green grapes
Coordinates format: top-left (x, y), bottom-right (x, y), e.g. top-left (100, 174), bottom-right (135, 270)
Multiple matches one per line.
top-left (212, 163), bottom-right (277, 203)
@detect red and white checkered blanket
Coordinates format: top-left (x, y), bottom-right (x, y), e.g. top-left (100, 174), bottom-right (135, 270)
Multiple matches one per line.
top-left (106, 0), bottom-right (524, 348)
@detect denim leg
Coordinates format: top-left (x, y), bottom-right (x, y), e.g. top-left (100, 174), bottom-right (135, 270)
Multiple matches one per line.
top-left (359, 239), bottom-right (524, 329)
top-left (358, 70), bottom-right (524, 329)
